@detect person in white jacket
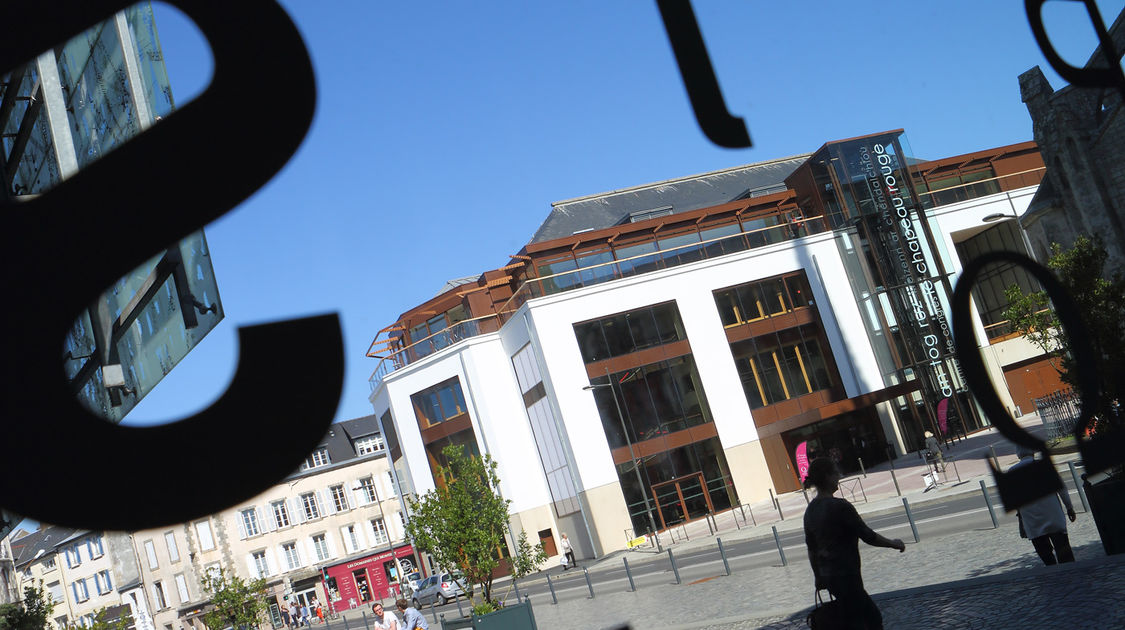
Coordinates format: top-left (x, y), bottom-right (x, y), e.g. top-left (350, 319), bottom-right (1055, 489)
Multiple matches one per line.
top-left (560, 533), bottom-right (576, 570)
top-left (1011, 445), bottom-right (1077, 565)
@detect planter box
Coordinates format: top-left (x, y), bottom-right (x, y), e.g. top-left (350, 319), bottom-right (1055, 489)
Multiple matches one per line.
top-left (1084, 472), bottom-right (1125, 556)
top-left (439, 600), bottom-right (537, 630)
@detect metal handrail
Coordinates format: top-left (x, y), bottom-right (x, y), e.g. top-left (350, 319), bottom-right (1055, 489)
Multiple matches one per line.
top-left (368, 168), bottom-right (1046, 388)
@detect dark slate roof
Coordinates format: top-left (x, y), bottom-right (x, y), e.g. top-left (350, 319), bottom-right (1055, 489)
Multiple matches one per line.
top-left (11, 525), bottom-right (76, 568)
top-left (435, 275), bottom-right (478, 298)
top-left (287, 415), bottom-right (383, 480)
top-left (530, 154), bottom-right (811, 244)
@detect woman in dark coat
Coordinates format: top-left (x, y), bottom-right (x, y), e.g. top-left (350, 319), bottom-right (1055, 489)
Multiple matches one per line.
top-left (803, 457), bottom-right (906, 629)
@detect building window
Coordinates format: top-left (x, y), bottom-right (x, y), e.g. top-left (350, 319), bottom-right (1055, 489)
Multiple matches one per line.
top-left (370, 519), bottom-right (388, 546)
top-left (42, 557), bottom-right (56, 572)
top-left (573, 301), bottom-right (687, 363)
top-left (397, 512), bottom-right (407, 532)
top-left (357, 477), bottom-right (377, 504)
top-left (353, 435), bottom-right (383, 455)
top-left (730, 326), bottom-right (834, 409)
top-left (153, 581), bottom-right (167, 609)
top-left (86, 536), bottom-right (104, 559)
top-left (713, 272), bottom-right (812, 327)
top-left (300, 448), bottom-right (331, 471)
top-left (282, 543), bottom-right (301, 571)
top-left (386, 471), bottom-right (396, 494)
top-left (312, 535), bottom-right (330, 562)
top-left (72, 579), bottom-right (89, 603)
top-left (252, 551), bottom-right (270, 577)
top-left (195, 520), bottom-right (215, 551)
top-left (165, 532), bottom-right (180, 563)
top-left (241, 508), bottom-right (262, 537)
top-left (94, 570), bottom-right (112, 595)
top-left (330, 485), bottom-right (349, 512)
top-left (174, 574), bottom-right (190, 604)
top-left (272, 500), bottom-right (291, 528)
top-left (410, 377), bottom-right (468, 429)
top-left (65, 545), bottom-right (82, 568)
top-left (47, 581), bottom-right (63, 604)
top-left (342, 525), bottom-right (361, 554)
top-left (301, 493), bottom-right (321, 520)
top-left (144, 540), bottom-right (159, 570)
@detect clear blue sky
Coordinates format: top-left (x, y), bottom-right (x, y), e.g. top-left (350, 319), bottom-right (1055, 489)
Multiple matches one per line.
top-left (125, 1), bottom-right (1124, 426)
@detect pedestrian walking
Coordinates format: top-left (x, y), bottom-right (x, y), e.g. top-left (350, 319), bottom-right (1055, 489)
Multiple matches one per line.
top-left (924, 431), bottom-right (945, 473)
top-left (804, 457), bottom-right (905, 629)
top-left (281, 604), bottom-right (291, 628)
top-left (1011, 446), bottom-right (1077, 565)
top-left (301, 603), bottom-right (311, 627)
top-left (560, 532), bottom-right (576, 570)
top-left (314, 599), bottom-right (323, 624)
top-left (289, 602), bottom-right (300, 629)
top-left (395, 598), bottom-right (429, 630)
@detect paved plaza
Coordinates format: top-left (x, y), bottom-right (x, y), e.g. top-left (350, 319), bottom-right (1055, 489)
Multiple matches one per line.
top-left (332, 417), bottom-right (1122, 629)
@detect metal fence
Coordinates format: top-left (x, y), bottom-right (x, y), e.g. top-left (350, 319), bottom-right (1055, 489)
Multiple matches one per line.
top-left (1035, 389), bottom-right (1082, 441)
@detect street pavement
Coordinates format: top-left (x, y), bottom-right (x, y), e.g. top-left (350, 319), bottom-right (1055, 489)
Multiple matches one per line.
top-left (332, 415), bottom-right (1123, 629)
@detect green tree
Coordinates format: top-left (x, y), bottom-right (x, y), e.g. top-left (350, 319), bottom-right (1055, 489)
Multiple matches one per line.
top-left (70, 607), bottom-right (133, 630)
top-left (404, 444), bottom-right (542, 610)
top-left (200, 568), bottom-right (269, 630)
top-left (1003, 235), bottom-right (1125, 433)
top-left (0, 582), bottom-right (55, 630)
top-left (498, 531), bottom-right (547, 604)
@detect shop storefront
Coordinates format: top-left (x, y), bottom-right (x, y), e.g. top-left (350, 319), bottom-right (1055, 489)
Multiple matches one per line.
top-left (320, 544), bottom-right (417, 612)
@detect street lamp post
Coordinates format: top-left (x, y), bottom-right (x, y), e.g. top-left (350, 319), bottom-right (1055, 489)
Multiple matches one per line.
top-left (584, 371), bottom-right (662, 550)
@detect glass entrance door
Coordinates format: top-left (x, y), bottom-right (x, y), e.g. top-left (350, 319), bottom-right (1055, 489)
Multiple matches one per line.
top-left (652, 473), bottom-right (715, 530)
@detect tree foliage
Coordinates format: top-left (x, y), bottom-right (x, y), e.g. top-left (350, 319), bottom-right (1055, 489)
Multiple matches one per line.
top-left (404, 444), bottom-right (542, 608)
top-left (72, 608), bottom-right (132, 630)
top-left (1002, 235), bottom-right (1125, 433)
top-left (0, 582), bottom-right (54, 630)
top-left (200, 568), bottom-right (269, 630)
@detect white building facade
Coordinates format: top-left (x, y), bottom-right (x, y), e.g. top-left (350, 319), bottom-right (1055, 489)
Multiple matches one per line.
top-left (368, 131), bottom-right (1056, 561)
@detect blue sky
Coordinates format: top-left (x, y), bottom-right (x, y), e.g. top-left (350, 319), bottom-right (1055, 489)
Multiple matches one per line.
top-left (125, 1), bottom-right (1124, 426)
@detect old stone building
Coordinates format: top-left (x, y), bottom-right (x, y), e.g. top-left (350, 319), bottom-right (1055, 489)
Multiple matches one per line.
top-left (1019, 9), bottom-right (1125, 273)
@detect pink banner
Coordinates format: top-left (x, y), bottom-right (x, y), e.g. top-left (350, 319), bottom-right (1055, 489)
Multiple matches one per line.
top-left (937, 398), bottom-right (949, 434)
top-left (796, 441), bottom-right (809, 482)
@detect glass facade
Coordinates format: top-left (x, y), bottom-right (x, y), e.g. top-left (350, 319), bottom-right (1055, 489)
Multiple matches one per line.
top-left (575, 302), bottom-right (736, 534)
top-left (1, 4), bottom-right (222, 423)
top-left (730, 325), bottom-right (834, 409)
top-left (409, 377), bottom-right (468, 429)
top-left (790, 131), bottom-right (984, 447)
top-left (574, 301), bottom-right (686, 363)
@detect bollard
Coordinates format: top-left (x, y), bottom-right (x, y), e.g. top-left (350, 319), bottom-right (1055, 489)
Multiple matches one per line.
top-left (653, 529), bottom-right (663, 552)
top-left (858, 478), bottom-right (868, 503)
top-left (623, 557), bottom-right (636, 592)
top-left (717, 537), bottom-right (731, 576)
top-left (361, 611), bottom-right (369, 630)
top-left (858, 457), bottom-right (867, 478)
top-left (902, 497), bottom-right (920, 542)
top-left (456, 593), bottom-right (464, 617)
top-left (734, 509), bottom-right (742, 530)
top-left (980, 480), bottom-right (999, 529)
top-left (951, 459), bottom-right (962, 483)
top-left (769, 488), bottom-right (779, 512)
top-left (801, 487), bottom-right (810, 505)
top-left (777, 497), bottom-right (785, 521)
top-left (342, 615), bottom-right (350, 630)
top-left (512, 578), bottom-right (522, 604)
top-left (747, 504), bottom-right (757, 526)
top-left (668, 548), bottom-right (682, 584)
top-left (889, 465), bottom-right (902, 496)
top-left (1068, 461), bottom-right (1090, 513)
top-left (546, 573), bottom-right (558, 604)
top-left (989, 445), bottom-right (1001, 470)
top-left (583, 567), bottom-right (595, 599)
top-left (428, 602), bottom-right (436, 624)
top-left (771, 526), bottom-right (788, 566)
top-left (706, 513), bottom-right (715, 536)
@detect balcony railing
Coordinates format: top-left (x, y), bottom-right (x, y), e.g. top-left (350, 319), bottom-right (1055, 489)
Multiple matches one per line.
top-left (368, 168), bottom-right (1046, 390)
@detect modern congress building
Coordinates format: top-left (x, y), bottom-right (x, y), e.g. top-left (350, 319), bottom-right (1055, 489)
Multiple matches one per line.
top-left (367, 129), bottom-right (1056, 562)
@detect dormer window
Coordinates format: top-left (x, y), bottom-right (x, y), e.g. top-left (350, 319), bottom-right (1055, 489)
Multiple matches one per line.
top-left (353, 435), bottom-right (384, 455)
top-left (300, 448), bottom-right (331, 471)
